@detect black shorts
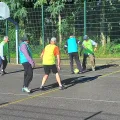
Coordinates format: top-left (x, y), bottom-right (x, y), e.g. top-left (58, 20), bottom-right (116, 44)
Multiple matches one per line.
top-left (43, 64), bottom-right (58, 75)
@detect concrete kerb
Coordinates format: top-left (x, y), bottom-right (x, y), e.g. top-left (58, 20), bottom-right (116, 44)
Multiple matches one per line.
top-left (10, 58), bottom-right (120, 66)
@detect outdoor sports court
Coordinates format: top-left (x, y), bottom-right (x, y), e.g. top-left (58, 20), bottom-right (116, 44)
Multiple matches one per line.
top-left (0, 60), bottom-right (120, 120)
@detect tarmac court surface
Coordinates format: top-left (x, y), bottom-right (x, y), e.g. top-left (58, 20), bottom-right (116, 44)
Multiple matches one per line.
top-left (0, 63), bottom-right (120, 120)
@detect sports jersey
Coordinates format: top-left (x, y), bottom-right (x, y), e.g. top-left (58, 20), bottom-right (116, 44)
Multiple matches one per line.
top-left (42, 44), bottom-right (60, 65)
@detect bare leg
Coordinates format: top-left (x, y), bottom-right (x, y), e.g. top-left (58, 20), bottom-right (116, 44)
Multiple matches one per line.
top-left (89, 54), bottom-right (95, 67)
top-left (55, 73), bottom-right (62, 86)
top-left (89, 54), bottom-right (95, 71)
top-left (41, 74), bottom-right (49, 86)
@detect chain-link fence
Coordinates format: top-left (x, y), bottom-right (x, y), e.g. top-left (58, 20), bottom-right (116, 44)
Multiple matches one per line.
top-left (0, 21), bottom-right (6, 41)
top-left (24, 1), bottom-right (120, 44)
top-left (0, 0), bottom-right (120, 60)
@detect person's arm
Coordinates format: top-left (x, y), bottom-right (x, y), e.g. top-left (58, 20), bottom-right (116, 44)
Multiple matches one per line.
top-left (80, 46), bottom-right (83, 56)
top-left (76, 39), bottom-right (82, 45)
top-left (81, 40), bottom-right (87, 49)
top-left (20, 44), bottom-right (34, 67)
top-left (56, 54), bottom-right (60, 67)
top-left (40, 50), bottom-right (44, 59)
top-left (64, 41), bottom-right (68, 50)
top-left (64, 44), bottom-right (68, 49)
top-left (77, 39), bottom-right (83, 56)
top-left (0, 42), bottom-right (5, 60)
top-left (94, 45), bottom-right (97, 51)
top-left (80, 41), bottom-right (86, 56)
top-left (54, 46), bottom-right (61, 70)
top-left (91, 40), bottom-right (97, 51)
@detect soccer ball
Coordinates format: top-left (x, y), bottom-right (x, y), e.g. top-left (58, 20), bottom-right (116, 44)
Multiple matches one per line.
top-left (74, 68), bottom-right (79, 74)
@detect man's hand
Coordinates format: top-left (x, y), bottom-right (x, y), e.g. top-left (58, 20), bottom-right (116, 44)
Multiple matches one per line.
top-left (1, 56), bottom-right (4, 60)
top-left (31, 62), bottom-right (35, 68)
top-left (40, 55), bottom-right (43, 59)
top-left (57, 65), bottom-right (61, 71)
top-left (94, 47), bottom-right (97, 52)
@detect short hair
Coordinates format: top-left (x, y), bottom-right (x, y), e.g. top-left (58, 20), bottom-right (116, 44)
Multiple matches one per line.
top-left (51, 37), bottom-right (56, 42)
top-left (4, 36), bottom-right (8, 40)
top-left (83, 35), bottom-right (89, 40)
top-left (20, 36), bottom-right (28, 42)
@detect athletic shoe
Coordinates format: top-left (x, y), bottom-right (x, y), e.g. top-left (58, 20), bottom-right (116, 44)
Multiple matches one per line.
top-left (0, 70), bottom-right (7, 76)
top-left (59, 85), bottom-right (65, 90)
top-left (3, 71), bottom-right (7, 74)
top-left (92, 66), bottom-right (95, 71)
top-left (0, 72), bottom-right (4, 76)
top-left (22, 88), bottom-right (25, 92)
top-left (22, 87), bottom-right (30, 93)
top-left (40, 86), bottom-right (45, 90)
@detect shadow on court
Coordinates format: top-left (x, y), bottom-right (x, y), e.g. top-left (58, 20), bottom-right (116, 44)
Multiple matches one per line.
top-left (30, 75), bottom-right (101, 93)
top-left (4, 66), bottom-right (43, 74)
top-left (87, 64), bottom-right (119, 72)
top-left (0, 102), bottom-right (9, 106)
top-left (95, 64), bottom-right (118, 70)
top-left (64, 75), bottom-right (101, 89)
top-left (5, 64), bottom-right (118, 74)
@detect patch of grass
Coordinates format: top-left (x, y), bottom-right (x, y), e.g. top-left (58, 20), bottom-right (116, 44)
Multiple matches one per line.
top-left (8, 43), bottom-right (120, 58)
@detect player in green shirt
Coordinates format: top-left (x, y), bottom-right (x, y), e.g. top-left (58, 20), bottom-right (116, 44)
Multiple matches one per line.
top-left (80, 35), bottom-right (97, 71)
top-left (0, 36), bottom-right (9, 75)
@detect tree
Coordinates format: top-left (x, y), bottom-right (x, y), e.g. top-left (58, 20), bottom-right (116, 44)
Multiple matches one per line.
top-left (35, 0), bottom-right (78, 44)
top-left (35, 0), bottom-right (65, 44)
top-left (2, 0), bottom-right (27, 19)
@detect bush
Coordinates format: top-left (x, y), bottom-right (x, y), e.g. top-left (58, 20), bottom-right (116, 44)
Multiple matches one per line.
top-left (9, 41), bottom-right (120, 58)
top-left (95, 43), bottom-right (120, 58)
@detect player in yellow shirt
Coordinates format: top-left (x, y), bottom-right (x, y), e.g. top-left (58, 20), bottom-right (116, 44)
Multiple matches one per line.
top-left (40, 37), bottom-right (64, 90)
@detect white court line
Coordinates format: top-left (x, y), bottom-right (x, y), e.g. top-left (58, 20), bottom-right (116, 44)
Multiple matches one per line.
top-left (0, 92), bottom-right (30, 96)
top-left (38, 96), bottom-right (120, 104)
top-left (1, 92), bottom-right (120, 104)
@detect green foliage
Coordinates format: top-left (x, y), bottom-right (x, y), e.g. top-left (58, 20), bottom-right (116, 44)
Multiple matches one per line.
top-left (14, 7), bottom-right (27, 19)
top-left (2, 0), bottom-right (27, 19)
top-left (9, 42), bottom-right (120, 58)
top-left (110, 44), bottom-right (120, 53)
top-left (46, 1), bottom-right (65, 18)
top-left (30, 45), bottom-right (43, 57)
top-left (113, 38), bottom-right (120, 43)
top-left (34, 0), bottom-right (47, 8)
top-left (1, 0), bottom-right (120, 59)
top-left (95, 43), bottom-right (120, 58)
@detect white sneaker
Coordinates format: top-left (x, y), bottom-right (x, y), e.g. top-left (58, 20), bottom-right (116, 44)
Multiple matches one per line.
top-left (92, 66), bottom-right (95, 71)
top-left (22, 87), bottom-right (30, 93)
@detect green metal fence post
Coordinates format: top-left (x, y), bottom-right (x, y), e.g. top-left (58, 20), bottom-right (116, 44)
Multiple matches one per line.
top-left (42, 5), bottom-right (45, 48)
top-left (84, 0), bottom-right (87, 35)
top-left (6, 20), bottom-right (10, 63)
top-left (7, 18), bottom-right (19, 64)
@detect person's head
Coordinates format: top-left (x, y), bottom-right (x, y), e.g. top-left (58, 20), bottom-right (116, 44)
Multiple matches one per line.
top-left (69, 35), bottom-right (75, 38)
top-left (21, 36), bottom-right (29, 44)
top-left (50, 37), bottom-right (56, 44)
top-left (3, 36), bottom-right (9, 43)
top-left (83, 35), bottom-right (89, 40)
top-left (69, 32), bottom-right (75, 38)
